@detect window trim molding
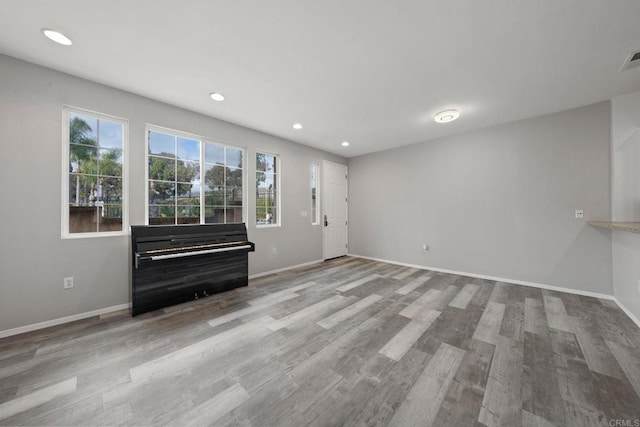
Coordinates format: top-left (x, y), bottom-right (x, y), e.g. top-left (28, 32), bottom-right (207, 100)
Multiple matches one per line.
top-left (61, 106), bottom-right (129, 239)
top-left (144, 123), bottom-right (247, 226)
top-left (255, 150), bottom-right (281, 228)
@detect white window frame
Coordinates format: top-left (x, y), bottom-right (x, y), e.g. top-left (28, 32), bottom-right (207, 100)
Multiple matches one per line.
top-left (311, 163), bottom-right (320, 225)
top-left (255, 151), bottom-right (281, 228)
top-left (61, 106), bottom-right (129, 239)
top-left (144, 124), bottom-right (247, 226)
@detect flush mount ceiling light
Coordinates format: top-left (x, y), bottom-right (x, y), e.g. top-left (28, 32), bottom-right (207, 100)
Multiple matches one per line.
top-left (292, 123), bottom-right (303, 130)
top-left (341, 141), bottom-right (350, 147)
top-left (434, 109), bottom-right (460, 123)
top-left (42, 28), bottom-right (72, 46)
top-left (209, 92), bottom-right (225, 102)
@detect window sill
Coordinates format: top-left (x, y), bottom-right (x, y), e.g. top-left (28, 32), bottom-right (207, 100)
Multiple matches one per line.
top-left (62, 230), bottom-right (129, 240)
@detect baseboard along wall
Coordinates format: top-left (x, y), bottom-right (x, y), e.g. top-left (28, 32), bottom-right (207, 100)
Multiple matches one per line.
top-left (3, 255), bottom-right (638, 338)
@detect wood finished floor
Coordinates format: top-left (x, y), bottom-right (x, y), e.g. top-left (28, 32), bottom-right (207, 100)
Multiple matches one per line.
top-left (1, 257), bottom-right (640, 426)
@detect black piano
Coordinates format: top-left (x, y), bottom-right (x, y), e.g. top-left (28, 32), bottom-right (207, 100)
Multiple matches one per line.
top-left (130, 223), bottom-right (255, 316)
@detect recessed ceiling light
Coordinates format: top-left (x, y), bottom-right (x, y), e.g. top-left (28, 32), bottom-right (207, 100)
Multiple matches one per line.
top-left (293, 123), bottom-right (303, 130)
top-left (341, 141), bottom-right (350, 147)
top-left (209, 92), bottom-right (225, 102)
top-left (434, 109), bottom-right (460, 123)
top-left (42, 28), bottom-right (72, 46)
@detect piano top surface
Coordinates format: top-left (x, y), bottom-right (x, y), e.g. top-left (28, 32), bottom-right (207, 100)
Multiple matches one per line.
top-left (131, 223), bottom-right (250, 253)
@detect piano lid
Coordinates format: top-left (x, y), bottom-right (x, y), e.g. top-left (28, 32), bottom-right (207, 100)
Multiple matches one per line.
top-left (131, 223), bottom-right (254, 269)
top-left (131, 223), bottom-right (251, 253)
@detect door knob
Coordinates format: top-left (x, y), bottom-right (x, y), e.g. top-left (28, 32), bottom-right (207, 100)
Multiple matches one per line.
top-left (324, 214), bottom-right (328, 227)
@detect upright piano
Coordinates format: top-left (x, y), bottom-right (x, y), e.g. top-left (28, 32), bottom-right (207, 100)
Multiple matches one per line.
top-left (130, 223), bottom-right (255, 316)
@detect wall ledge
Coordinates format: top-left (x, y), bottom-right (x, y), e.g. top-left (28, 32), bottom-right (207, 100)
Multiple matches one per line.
top-left (588, 221), bottom-right (640, 234)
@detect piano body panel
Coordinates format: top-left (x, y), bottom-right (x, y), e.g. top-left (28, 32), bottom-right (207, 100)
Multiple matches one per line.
top-left (130, 223), bottom-right (254, 316)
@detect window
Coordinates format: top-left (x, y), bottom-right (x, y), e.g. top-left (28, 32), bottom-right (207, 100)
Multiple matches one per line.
top-left (147, 130), bottom-right (201, 225)
top-left (146, 127), bottom-right (244, 225)
top-left (63, 107), bottom-right (127, 237)
top-left (256, 152), bottom-right (279, 226)
top-left (311, 163), bottom-right (319, 225)
top-left (204, 143), bottom-right (244, 224)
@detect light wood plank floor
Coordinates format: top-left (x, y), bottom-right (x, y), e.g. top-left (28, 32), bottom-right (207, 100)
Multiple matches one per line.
top-left (1, 257), bottom-right (640, 426)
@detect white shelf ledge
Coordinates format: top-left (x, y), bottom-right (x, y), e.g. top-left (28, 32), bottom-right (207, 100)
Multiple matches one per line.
top-left (587, 221), bottom-right (640, 234)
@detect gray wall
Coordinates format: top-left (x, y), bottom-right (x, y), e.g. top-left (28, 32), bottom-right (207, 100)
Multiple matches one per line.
top-left (611, 91), bottom-right (640, 321)
top-left (0, 55), bottom-right (345, 332)
top-left (348, 102), bottom-right (613, 294)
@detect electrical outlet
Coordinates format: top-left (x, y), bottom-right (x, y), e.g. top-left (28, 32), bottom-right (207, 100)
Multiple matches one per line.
top-left (422, 243), bottom-right (429, 252)
top-left (63, 277), bottom-right (74, 289)
top-left (272, 247), bottom-right (277, 256)
top-left (575, 210), bottom-right (584, 219)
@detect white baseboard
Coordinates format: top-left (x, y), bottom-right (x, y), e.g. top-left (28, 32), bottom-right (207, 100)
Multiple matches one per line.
top-left (249, 259), bottom-right (324, 280)
top-left (0, 303), bottom-right (130, 339)
top-left (349, 253), bottom-right (614, 300)
top-left (4, 256), bottom-right (638, 339)
top-left (349, 254), bottom-right (640, 329)
top-left (613, 299), bottom-right (640, 329)
top-left (1, 259), bottom-right (325, 339)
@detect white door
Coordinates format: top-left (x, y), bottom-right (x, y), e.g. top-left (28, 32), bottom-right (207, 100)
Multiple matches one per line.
top-left (323, 161), bottom-right (348, 260)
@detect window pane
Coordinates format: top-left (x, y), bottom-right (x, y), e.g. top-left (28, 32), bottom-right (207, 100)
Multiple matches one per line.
top-left (69, 206), bottom-right (99, 233)
top-left (98, 120), bottom-right (123, 149)
top-left (149, 180), bottom-right (175, 204)
top-left (99, 148), bottom-right (123, 177)
top-left (177, 137), bottom-right (200, 161)
top-left (148, 131), bottom-right (175, 156)
top-left (312, 197), bottom-right (317, 223)
top-left (70, 141), bottom-right (98, 159)
top-left (69, 174), bottom-right (98, 206)
top-left (256, 152), bottom-right (278, 226)
top-left (99, 176), bottom-right (122, 202)
top-left (149, 156), bottom-right (176, 182)
top-left (205, 143), bottom-right (224, 165)
top-left (70, 113), bottom-right (97, 143)
top-left (226, 147), bottom-right (243, 168)
top-left (226, 167), bottom-right (242, 187)
top-left (257, 189), bottom-right (277, 212)
top-left (226, 186), bottom-right (243, 205)
top-left (176, 184), bottom-right (198, 208)
top-left (204, 188), bottom-right (224, 205)
top-left (256, 153), bottom-right (276, 172)
top-left (148, 205), bottom-right (176, 225)
top-left (257, 207), bottom-right (277, 225)
top-left (205, 206), bottom-right (225, 224)
top-left (99, 205), bottom-right (123, 232)
top-left (226, 206), bottom-right (243, 223)
top-left (177, 160), bottom-right (200, 184)
top-left (178, 200), bottom-right (200, 224)
top-left (102, 203), bottom-right (122, 220)
top-left (204, 165), bottom-right (225, 187)
top-left (311, 164), bottom-right (318, 224)
top-left (257, 172), bottom-right (276, 192)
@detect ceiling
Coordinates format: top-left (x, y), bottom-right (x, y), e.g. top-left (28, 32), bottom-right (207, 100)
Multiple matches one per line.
top-left (1, 1), bottom-right (640, 157)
